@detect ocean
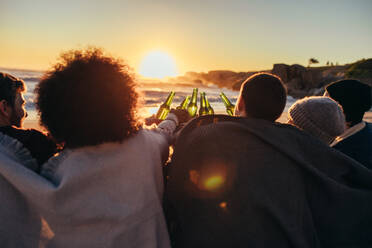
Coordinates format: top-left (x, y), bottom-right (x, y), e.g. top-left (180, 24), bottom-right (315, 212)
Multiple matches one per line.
top-left (1, 68), bottom-right (298, 123)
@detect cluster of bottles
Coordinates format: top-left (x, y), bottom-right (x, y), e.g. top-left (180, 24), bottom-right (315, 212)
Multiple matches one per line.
top-left (155, 88), bottom-right (235, 120)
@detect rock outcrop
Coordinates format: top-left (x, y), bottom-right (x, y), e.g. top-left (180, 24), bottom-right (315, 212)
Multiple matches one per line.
top-left (170, 59), bottom-right (371, 99)
top-left (271, 64), bottom-right (345, 98)
top-left (183, 70), bottom-right (261, 90)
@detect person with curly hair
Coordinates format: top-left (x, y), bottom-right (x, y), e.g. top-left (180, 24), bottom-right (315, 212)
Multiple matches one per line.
top-left (0, 48), bottom-right (181, 247)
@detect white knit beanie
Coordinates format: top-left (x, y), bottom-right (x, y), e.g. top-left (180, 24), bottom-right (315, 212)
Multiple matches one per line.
top-left (288, 96), bottom-right (346, 144)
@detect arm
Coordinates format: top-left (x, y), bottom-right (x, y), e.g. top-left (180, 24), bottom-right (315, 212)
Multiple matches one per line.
top-left (156, 113), bottom-right (179, 144)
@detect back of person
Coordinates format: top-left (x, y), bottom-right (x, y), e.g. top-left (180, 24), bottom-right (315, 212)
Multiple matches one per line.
top-left (38, 129), bottom-right (170, 247)
top-left (0, 161), bottom-right (41, 247)
top-left (165, 115), bottom-right (372, 248)
top-left (0, 49), bottom-right (175, 247)
top-left (332, 122), bottom-right (372, 168)
top-left (325, 79), bottom-right (372, 169)
top-left (0, 129), bottom-right (174, 248)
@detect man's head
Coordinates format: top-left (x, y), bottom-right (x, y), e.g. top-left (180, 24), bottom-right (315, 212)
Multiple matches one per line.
top-left (235, 73), bottom-right (287, 122)
top-left (325, 79), bottom-right (371, 127)
top-left (36, 48), bottom-right (139, 148)
top-left (0, 73), bottom-right (27, 127)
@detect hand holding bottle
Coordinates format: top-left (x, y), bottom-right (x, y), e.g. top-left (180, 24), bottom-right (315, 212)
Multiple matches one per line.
top-left (144, 115), bottom-right (162, 126)
top-left (170, 108), bottom-right (191, 124)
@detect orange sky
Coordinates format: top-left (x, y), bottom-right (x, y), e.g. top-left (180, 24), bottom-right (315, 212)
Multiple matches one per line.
top-left (1, 0), bottom-right (371, 75)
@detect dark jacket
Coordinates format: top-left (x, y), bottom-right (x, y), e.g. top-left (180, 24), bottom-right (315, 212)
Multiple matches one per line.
top-left (333, 122), bottom-right (372, 169)
top-left (0, 126), bottom-right (57, 172)
top-left (165, 115), bottom-right (372, 248)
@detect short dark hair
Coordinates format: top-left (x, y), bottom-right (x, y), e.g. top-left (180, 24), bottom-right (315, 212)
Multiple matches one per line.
top-left (325, 79), bottom-right (371, 126)
top-left (0, 72), bottom-right (26, 107)
top-left (36, 48), bottom-right (139, 148)
top-left (240, 73), bottom-right (286, 122)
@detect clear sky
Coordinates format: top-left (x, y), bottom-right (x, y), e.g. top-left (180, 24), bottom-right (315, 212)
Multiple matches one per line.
top-left (1, 0), bottom-right (371, 74)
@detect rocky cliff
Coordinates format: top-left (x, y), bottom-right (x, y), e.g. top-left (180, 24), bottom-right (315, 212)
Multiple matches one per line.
top-left (271, 64), bottom-right (346, 98)
top-left (174, 59), bottom-right (371, 98)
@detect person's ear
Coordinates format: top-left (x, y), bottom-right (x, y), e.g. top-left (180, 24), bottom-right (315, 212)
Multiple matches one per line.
top-left (234, 96), bottom-right (246, 117)
top-left (0, 100), bottom-right (11, 118)
top-left (238, 98), bottom-right (245, 113)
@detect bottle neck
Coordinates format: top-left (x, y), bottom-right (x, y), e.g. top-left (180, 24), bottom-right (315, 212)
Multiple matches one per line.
top-left (165, 91), bottom-right (175, 106)
top-left (221, 93), bottom-right (232, 107)
top-left (205, 97), bottom-right (211, 108)
top-left (191, 89), bottom-right (198, 103)
top-left (200, 93), bottom-right (207, 107)
top-left (180, 96), bottom-right (190, 109)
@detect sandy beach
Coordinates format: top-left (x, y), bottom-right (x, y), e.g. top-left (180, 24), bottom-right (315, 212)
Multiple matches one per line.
top-left (24, 120), bottom-right (44, 131)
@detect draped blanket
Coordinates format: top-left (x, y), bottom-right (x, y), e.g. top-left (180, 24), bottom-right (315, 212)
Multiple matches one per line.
top-left (0, 129), bottom-right (171, 248)
top-left (165, 115), bottom-right (372, 248)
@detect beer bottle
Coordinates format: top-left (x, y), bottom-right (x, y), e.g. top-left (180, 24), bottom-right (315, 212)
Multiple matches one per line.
top-left (187, 88), bottom-right (198, 117)
top-left (220, 92), bottom-right (235, 116)
top-left (199, 92), bottom-right (209, 116)
top-left (156, 91), bottom-right (175, 120)
top-left (176, 96), bottom-right (190, 110)
top-left (205, 94), bottom-right (214, 115)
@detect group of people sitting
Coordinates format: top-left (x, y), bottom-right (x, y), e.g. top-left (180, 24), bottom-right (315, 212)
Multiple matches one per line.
top-left (0, 48), bottom-right (371, 248)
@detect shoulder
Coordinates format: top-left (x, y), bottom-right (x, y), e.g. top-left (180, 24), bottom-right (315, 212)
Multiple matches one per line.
top-left (337, 123), bottom-right (372, 146)
top-left (365, 122), bottom-right (372, 133)
top-left (135, 128), bottom-right (170, 151)
top-left (0, 131), bottom-right (38, 171)
top-left (0, 126), bottom-right (50, 143)
top-left (177, 115), bottom-right (295, 143)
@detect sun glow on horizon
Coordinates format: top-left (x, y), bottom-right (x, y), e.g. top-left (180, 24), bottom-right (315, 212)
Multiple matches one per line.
top-left (139, 50), bottom-right (178, 79)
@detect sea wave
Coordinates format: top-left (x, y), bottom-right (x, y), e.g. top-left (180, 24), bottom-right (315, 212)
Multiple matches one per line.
top-left (21, 76), bottom-right (41, 82)
top-left (3, 68), bottom-right (341, 120)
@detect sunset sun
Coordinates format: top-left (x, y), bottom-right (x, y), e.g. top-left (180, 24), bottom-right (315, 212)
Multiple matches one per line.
top-left (139, 51), bottom-right (178, 79)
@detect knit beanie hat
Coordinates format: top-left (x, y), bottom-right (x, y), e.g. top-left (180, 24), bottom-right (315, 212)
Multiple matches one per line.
top-left (325, 79), bottom-right (371, 126)
top-left (288, 96), bottom-right (346, 144)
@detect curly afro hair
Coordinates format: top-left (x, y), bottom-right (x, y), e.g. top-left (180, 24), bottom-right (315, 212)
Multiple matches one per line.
top-left (36, 48), bottom-right (139, 148)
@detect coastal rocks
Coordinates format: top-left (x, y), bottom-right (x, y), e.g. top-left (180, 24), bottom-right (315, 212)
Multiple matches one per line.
top-left (172, 59), bottom-right (372, 99)
top-left (272, 64), bottom-right (320, 89)
top-left (184, 70), bottom-right (259, 90)
top-left (272, 64), bottom-right (343, 98)
top-left (345, 59), bottom-right (372, 86)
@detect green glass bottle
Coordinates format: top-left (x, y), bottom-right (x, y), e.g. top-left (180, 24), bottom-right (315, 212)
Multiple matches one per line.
top-left (156, 91), bottom-right (175, 120)
top-left (187, 88), bottom-right (198, 117)
top-left (199, 92), bottom-right (209, 116)
top-left (220, 92), bottom-right (235, 116)
top-left (205, 94), bottom-right (214, 115)
top-left (176, 96), bottom-right (190, 110)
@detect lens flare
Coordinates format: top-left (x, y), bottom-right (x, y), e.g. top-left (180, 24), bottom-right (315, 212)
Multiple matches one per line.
top-left (204, 175), bottom-right (224, 190)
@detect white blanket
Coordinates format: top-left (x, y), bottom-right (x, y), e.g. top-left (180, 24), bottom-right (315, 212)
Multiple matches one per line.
top-left (0, 128), bottom-right (172, 248)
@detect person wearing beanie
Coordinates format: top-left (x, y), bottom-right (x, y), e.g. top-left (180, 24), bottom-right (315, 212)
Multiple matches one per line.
top-left (288, 96), bottom-right (346, 144)
top-left (325, 79), bottom-right (372, 169)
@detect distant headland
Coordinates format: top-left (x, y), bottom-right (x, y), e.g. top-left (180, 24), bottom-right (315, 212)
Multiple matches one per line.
top-left (170, 58), bottom-right (372, 98)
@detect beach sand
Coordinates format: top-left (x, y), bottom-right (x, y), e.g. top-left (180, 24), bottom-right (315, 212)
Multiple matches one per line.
top-left (24, 112), bottom-right (372, 132)
top-left (24, 120), bottom-right (44, 131)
